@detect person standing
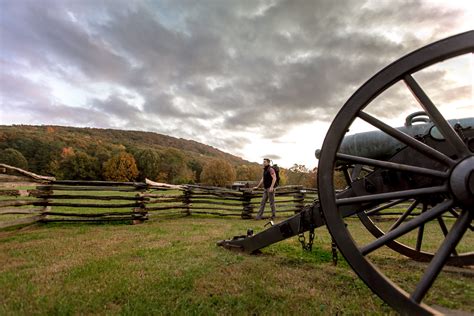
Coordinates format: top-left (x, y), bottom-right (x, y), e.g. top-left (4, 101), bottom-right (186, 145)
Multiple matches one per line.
top-left (253, 158), bottom-right (277, 220)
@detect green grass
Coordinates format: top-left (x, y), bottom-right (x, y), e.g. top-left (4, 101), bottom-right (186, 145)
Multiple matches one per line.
top-left (0, 216), bottom-right (472, 315)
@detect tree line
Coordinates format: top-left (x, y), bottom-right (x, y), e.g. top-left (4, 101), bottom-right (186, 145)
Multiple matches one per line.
top-left (0, 125), bottom-right (328, 188)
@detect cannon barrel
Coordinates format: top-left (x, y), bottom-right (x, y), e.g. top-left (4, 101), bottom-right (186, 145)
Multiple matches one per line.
top-left (336, 117), bottom-right (474, 160)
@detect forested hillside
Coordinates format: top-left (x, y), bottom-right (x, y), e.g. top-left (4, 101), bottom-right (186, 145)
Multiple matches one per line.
top-left (0, 125), bottom-right (323, 187)
top-left (0, 125), bottom-right (258, 184)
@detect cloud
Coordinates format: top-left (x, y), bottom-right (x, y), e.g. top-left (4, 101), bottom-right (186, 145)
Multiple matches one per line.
top-left (0, 72), bottom-right (52, 106)
top-left (1, 0), bottom-right (132, 82)
top-left (0, 0), bottom-right (469, 164)
top-left (262, 154), bottom-right (282, 161)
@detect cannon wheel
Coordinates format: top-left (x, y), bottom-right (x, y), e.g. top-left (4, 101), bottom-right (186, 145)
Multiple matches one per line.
top-left (358, 199), bottom-right (474, 266)
top-left (340, 163), bottom-right (474, 266)
top-left (338, 162), bottom-right (474, 266)
top-left (318, 31), bottom-right (473, 315)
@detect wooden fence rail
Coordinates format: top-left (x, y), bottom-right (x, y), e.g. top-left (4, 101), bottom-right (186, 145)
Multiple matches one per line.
top-left (0, 164), bottom-right (318, 229)
top-left (0, 164), bottom-right (457, 231)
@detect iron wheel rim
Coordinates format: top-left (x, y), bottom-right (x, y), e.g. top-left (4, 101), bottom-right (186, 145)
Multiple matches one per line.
top-left (318, 31), bottom-right (474, 315)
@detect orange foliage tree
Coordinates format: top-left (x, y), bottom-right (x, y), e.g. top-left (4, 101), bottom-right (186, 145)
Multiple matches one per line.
top-left (236, 165), bottom-right (261, 181)
top-left (200, 159), bottom-right (236, 187)
top-left (285, 164), bottom-right (318, 187)
top-left (102, 152), bottom-right (139, 181)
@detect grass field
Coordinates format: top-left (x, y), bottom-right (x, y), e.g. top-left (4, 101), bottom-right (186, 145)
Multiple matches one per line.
top-left (1, 215), bottom-right (473, 315)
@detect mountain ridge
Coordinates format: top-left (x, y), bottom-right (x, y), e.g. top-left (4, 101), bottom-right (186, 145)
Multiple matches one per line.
top-left (0, 124), bottom-right (251, 166)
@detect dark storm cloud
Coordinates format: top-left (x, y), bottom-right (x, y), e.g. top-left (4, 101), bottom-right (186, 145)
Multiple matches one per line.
top-left (263, 154), bottom-right (282, 161)
top-left (1, 0), bottom-right (132, 82)
top-left (91, 95), bottom-right (144, 124)
top-left (0, 0), bottom-right (468, 155)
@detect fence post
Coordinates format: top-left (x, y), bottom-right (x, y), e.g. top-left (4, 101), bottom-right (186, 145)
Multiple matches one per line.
top-left (183, 188), bottom-right (191, 216)
top-left (241, 189), bottom-right (253, 219)
top-left (293, 187), bottom-right (305, 214)
top-left (39, 185), bottom-right (52, 222)
top-left (29, 181), bottom-right (52, 223)
top-left (132, 192), bottom-right (147, 225)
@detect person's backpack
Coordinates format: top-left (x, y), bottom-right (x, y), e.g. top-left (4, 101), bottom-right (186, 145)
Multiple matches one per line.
top-left (272, 164), bottom-right (280, 187)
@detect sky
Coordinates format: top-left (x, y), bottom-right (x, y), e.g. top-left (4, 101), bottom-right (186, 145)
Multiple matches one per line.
top-left (0, 0), bottom-right (473, 168)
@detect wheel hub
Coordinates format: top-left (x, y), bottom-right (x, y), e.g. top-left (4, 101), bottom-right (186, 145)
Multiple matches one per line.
top-left (450, 156), bottom-right (474, 208)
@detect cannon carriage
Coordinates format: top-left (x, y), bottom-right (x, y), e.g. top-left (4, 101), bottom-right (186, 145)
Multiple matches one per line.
top-left (218, 31), bottom-right (473, 315)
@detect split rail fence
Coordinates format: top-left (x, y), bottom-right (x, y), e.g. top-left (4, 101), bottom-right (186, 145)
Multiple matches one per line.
top-left (0, 164), bottom-right (317, 230)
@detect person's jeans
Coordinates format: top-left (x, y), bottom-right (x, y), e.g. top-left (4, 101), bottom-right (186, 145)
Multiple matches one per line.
top-left (256, 188), bottom-right (276, 218)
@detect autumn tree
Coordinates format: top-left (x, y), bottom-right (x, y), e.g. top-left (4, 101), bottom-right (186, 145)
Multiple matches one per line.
top-left (250, 165), bottom-right (263, 181)
top-left (0, 148), bottom-right (28, 170)
top-left (285, 164), bottom-right (317, 187)
top-left (157, 148), bottom-right (194, 184)
top-left (236, 164), bottom-right (262, 181)
top-left (278, 167), bottom-right (287, 186)
top-left (304, 168), bottom-right (317, 188)
top-left (9, 138), bottom-right (61, 175)
top-left (286, 164), bottom-right (308, 185)
top-left (59, 151), bottom-right (100, 180)
top-left (333, 170), bottom-right (348, 190)
top-left (200, 159), bottom-right (236, 187)
top-left (187, 159), bottom-right (203, 183)
top-left (135, 149), bottom-right (161, 181)
top-left (102, 152), bottom-right (139, 181)
top-left (236, 165), bottom-right (250, 180)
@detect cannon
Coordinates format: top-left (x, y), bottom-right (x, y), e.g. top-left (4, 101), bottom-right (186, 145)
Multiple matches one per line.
top-left (218, 31), bottom-right (474, 315)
